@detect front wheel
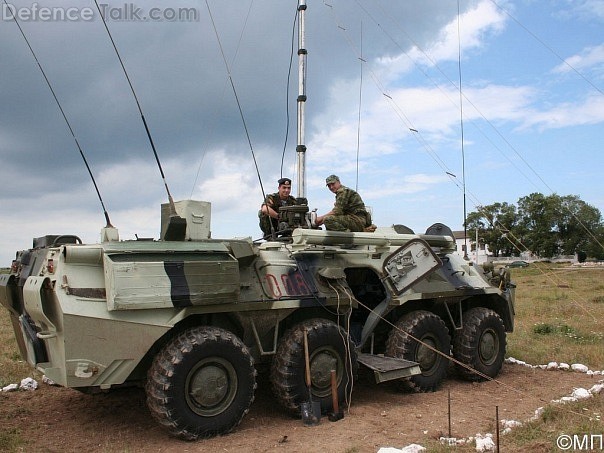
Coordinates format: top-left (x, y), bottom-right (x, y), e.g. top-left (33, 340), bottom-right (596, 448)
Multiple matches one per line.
top-left (386, 310), bottom-right (450, 392)
top-left (452, 307), bottom-right (506, 381)
top-left (146, 326), bottom-right (256, 440)
top-left (270, 318), bottom-right (357, 414)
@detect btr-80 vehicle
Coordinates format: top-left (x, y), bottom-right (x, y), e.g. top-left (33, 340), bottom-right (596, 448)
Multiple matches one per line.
top-left (0, 199), bottom-right (515, 440)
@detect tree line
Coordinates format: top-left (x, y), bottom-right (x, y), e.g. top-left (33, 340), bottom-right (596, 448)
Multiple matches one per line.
top-left (466, 193), bottom-right (604, 260)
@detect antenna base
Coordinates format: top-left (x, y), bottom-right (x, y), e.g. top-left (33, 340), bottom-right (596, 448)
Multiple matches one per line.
top-left (101, 226), bottom-right (119, 242)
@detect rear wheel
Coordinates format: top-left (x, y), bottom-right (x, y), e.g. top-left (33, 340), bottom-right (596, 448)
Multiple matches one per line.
top-left (270, 318), bottom-right (357, 414)
top-left (146, 326), bottom-right (256, 440)
top-left (386, 310), bottom-right (450, 392)
top-left (453, 307), bottom-right (506, 381)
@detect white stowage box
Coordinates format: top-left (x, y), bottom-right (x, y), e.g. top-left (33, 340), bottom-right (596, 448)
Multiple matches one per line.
top-left (161, 199), bottom-right (211, 240)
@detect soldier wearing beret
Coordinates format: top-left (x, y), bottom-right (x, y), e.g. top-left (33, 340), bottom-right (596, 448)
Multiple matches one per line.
top-left (316, 175), bottom-right (372, 232)
top-left (259, 177), bottom-right (298, 238)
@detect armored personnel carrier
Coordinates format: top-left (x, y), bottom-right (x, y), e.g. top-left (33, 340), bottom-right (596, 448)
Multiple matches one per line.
top-left (1, 0), bottom-right (515, 441)
top-left (0, 199), bottom-right (515, 440)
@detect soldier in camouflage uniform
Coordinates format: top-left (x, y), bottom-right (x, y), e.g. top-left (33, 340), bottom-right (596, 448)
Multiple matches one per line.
top-left (259, 177), bottom-right (298, 238)
top-left (316, 175), bottom-right (371, 232)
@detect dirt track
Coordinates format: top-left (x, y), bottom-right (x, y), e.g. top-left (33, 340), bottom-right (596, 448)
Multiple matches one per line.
top-left (1, 363), bottom-right (601, 452)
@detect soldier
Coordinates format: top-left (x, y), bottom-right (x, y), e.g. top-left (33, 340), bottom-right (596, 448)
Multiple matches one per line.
top-left (259, 177), bottom-right (297, 238)
top-left (315, 174), bottom-right (373, 232)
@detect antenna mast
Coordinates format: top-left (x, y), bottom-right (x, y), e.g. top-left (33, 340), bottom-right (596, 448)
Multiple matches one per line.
top-left (296, 0), bottom-right (307, 198)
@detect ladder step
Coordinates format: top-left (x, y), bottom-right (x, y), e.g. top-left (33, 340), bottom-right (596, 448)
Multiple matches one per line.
top-left (357, 353), bottom-right (421, 384)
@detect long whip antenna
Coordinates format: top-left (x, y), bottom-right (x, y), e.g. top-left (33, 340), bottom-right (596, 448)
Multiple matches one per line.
top-left (355, 21), bottom-right (364, 192)
top-left (6, 0), bottom-right (112, 228)
top-left (204, 0), bottom-right (266, 201)
top-left (457, 0), bottom-right (469, 260)
top-left (93, 0), bottom-right (178, 217)
top-left (280, 7), bottom-right (300, 178)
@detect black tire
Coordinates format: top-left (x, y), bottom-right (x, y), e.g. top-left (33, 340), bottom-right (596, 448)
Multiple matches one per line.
top-left (270, 318), bottom-right (357, 414)
top-left (145, 326), bottom-right (256, 440)
top-left (386, 310), bottom-right (450, 392)
top-left (453, 307), bottom-right (506, 381)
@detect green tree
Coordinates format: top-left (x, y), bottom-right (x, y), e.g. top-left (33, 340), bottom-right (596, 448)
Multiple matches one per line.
top-left (585, 224), bottom-right (604, 260)
top-left (517, 193), bottom-right (603, 258)
top-left (466, 202), bottom-right (517, 257)
top-left (516, 193), bottom-right (559, 257)
top-left (467, 193), bottom-right (604, 259)
top-left (556, 195), bottom-right (602, 256)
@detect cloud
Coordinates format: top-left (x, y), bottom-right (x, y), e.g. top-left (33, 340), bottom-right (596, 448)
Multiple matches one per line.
top-left (567, 0), bottom-right (604, 21)
top-left (428, 0), bottom-right (508, 62)
top-left (552, 43), bottom-right (604, 75)
top-left (374, 0), bottom-right (508, 79)
top-left (1, 0), bottom-right (603, 265)
top-left (521, 93), bottom-right (604, 129)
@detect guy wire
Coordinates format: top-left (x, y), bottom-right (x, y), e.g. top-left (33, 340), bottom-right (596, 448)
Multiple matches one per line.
top-left (351, 294), bottom-right (592, 420)
top-left (290, 242), bottom-right (591, 420)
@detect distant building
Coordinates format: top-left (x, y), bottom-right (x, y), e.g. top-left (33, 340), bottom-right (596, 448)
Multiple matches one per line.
top-left (452, 230), bottom-right (490, 264)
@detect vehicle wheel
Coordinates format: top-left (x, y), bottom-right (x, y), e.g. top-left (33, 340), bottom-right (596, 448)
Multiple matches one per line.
top-left (453, 307), bottom-right (506, 381)
top-left (145, 326), bottom-right (256, 440)
top-left (386, 310), bottom-right (450, 392)
top-left (270, 318), bottom-right (357, 414)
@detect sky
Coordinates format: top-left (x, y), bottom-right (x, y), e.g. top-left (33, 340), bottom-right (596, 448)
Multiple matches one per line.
top-left (1, 0), bottom-right (603, 264)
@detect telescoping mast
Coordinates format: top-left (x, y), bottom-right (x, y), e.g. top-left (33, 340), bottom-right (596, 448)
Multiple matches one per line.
top-left (296, 0), bottom-right (307, 199)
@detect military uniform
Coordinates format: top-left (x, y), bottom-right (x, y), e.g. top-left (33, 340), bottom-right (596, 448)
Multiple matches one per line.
top-left (259, 192), bottom-right (297, 236)
top-left (324, 185), bottom-right (370, 232)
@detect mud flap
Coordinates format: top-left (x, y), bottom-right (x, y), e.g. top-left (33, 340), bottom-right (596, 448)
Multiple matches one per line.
top-left (19, 314), bottom-right (48, 364)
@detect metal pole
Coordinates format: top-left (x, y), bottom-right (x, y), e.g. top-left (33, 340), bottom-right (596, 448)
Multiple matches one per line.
top-left (476, 227), bottom-right (479, 264)
top-left (296, 0), bottom-right (307, 199)
top-left (496, 405), bottom-right (500, 452)
top-left (448, 389), bottom-right (452, 438)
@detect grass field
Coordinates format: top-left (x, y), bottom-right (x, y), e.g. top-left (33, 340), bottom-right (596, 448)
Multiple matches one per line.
top-left (507, 263), bottom-right (604, 369)
top-left (0, 263), bottom-right (602, 451)
top-left (429, 263), bottom-right (604, 452)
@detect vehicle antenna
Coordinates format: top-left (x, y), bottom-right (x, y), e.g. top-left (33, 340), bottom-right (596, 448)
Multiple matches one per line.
top-left (457, 0), bottom-right (469, 260)
top-left (92, 0), bottom-right (185, 239)
top-left (5, 0), bottom-right (113, 229)
top-left (204, 0), bottom-right (283, 239)
top-left (280, 7), bottom-right (299, 179)
top-left (203, 0), bottom-right (268, 205)
top-left (355, 21), bottom-right (364, 192)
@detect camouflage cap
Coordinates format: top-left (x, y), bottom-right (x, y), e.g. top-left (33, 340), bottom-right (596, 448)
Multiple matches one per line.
top-left (325, 174), bottom-right (340, 185)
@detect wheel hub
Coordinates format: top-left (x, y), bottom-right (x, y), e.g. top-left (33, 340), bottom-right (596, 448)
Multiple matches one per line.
top-left (479, 329), bottom-right (498, 364)
top-left (186, 357), bottom-right (238, 416)
top-left (310, 348), bottom-right (339, 393)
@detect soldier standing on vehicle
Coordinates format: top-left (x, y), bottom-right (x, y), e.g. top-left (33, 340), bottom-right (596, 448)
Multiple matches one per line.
top-left (259, 177), bottom-right (298, 237)
top-left (315, 174), bottom-right (374, 232)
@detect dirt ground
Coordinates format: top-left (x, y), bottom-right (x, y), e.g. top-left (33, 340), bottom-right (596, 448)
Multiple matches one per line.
top-left (1, 364), bottom-right (601, 452)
